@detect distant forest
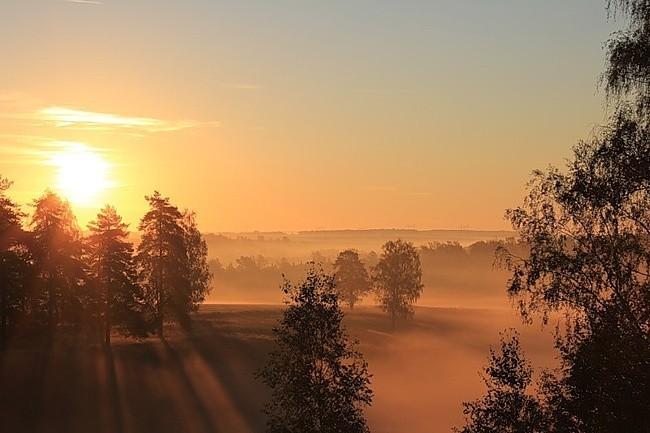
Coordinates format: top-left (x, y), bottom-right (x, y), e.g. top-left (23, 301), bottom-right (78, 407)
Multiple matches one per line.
top-left (207, 238), bottom-right (526, 307)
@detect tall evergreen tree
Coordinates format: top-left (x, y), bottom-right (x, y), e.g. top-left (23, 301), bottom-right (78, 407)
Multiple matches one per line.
top-left (372, 240), bottom-right (423, 328)
top-left (137, 191), bottom-right (187, 337)
top-left (258, 266), bottom-right (373, 433)
top-left (29, 191), bottom-right (84, 332)
top-left (137, 192), bottom-right (211, 337)
top-left (0, 176), bottom-right (28, 350)
top-left (87, 205), bottom-right (147, 345)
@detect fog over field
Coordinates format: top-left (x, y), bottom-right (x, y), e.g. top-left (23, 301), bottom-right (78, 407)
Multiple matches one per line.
top-left (0, 305), bottom-right (556, 433)
top-left (4, 0), bottom-right (646, 431)
top-left (205, 229), bottom-right (516, 309)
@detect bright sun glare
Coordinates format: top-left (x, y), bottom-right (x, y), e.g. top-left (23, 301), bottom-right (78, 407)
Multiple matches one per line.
top-left (50, 142), bottom-right (112, 206)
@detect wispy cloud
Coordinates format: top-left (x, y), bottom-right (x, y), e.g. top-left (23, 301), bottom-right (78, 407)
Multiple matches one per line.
top-left (0, 139), bottom-right (113, 166)
top-left (63, 0), bottom-right (104, 5)
top-left (33, 106), bottom-right (219, 133)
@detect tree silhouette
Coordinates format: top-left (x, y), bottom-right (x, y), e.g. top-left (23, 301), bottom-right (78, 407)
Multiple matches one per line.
top-left (488, 2), bottom-right (650, 431)
top-left (86, 205), bottom-right (148, 345)
top-left (181, 210), bottom-right (212, 310)
top-left (137, 192), bottom-right (211, 337)
top-left (372, 239), bottom-right (423, 328)
top-left (333, 249), bottom-right (370, 309)
top-left (0, 176), bottom-right (28, 350)
top-left (29, 191), bottom-right (84, 333)
top-left (605, 0), bottom-right (650, 115)
top-left (137, 191), bottom-right (188, 337)
top-left (257, 265), bottom-right (373, 433)
top-left (455, 332), bottom-right (549, 433)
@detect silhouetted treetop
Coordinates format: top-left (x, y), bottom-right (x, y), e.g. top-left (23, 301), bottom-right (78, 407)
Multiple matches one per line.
top-left (455, 331), bottom-right (549, 433)
top-left (258, 265), bottom-right (372, 433)
top-left (333, 249), bottom-right (370, 309)
top-left (605, 0), bottom-right (650, 113)
top-left (372, 239), bottom-right (423, 328)
top-left (87, 205), bottom-right (148, 343)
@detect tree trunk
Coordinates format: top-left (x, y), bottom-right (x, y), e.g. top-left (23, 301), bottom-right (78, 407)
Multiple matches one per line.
top-left (0, 279), bottom-right (7, 351)
top-left (48, 272), bottom-right (55, 336)
top-left (158, 267), bottom-right (164, 339)
top-left (157, 216), bottom-right (164, 339)
top-left (105, 280), bottom-right (111, 346)
top-left (158, 288), bottom-right (163, 338)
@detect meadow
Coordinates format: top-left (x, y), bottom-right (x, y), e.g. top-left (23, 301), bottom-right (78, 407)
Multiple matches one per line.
top-left (0, 304), bottom-right (555, 433)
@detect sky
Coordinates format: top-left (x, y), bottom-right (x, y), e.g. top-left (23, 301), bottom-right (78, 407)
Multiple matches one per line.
top-left (0, 0), bottom-right (618, 232)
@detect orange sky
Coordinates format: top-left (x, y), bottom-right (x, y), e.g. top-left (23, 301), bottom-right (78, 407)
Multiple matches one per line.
top-left (0, 0), bottom-right (615, 232)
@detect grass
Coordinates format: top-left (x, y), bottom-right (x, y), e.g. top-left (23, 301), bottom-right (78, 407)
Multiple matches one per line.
top-left (0, 304), bottom-right (555, 433)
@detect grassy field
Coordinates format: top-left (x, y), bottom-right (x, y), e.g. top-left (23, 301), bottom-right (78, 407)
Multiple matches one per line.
top-left (0, 305), bottom-right (555, 433)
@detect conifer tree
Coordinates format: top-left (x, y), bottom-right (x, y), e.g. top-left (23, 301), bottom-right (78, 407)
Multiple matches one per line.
top-left (87, 205), bottom-right (147, 344)
top-left (29, 191), bottom-right (84, 332)
top-left (137, 192), bottom-right (211, 337)
top-left (0, 176), bottom-right (28, 350)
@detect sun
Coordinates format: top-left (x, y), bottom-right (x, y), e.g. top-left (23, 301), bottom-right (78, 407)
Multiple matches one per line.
top-left (50, 142), bottom-right (112, 206)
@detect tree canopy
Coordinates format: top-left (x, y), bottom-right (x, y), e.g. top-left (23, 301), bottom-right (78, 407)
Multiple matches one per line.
top-left (333, 249), bottom-right (371, 309)
top-left (372, 239), bottom-right (423, 328)
top-left (258, 265), bottom-right (373, 433)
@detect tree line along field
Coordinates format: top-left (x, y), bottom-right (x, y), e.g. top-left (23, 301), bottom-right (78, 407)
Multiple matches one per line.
top-left (206, 239), bottom-right (524, 309)
top-left (0, 304), bottom-right (555, 433)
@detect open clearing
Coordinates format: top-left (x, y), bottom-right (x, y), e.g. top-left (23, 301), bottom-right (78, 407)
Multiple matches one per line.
top-left (0, 304), bottom-right (555, 433)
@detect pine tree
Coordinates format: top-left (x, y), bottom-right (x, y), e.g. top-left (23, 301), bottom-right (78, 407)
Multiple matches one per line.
top-left (258, 266), bottom-right (373, 433)
top-left (0, 176), bottom-right (28, 350)
top-left (87, 205), bottom-right (147, 345)
top-left (29, 191), bottom-right (84, 333)
top-left (137, 192), bottom-right (210, 336)
top-left (137, 191), bottom-right (186, 337)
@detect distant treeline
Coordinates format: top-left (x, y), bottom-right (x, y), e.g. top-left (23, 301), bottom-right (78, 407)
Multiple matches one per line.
top-left (202, 229), bottom-right (514, 264)
top-left (208, 239), bottom-right (527, 306)
top-left (0, 181), bottom-right (211, 349)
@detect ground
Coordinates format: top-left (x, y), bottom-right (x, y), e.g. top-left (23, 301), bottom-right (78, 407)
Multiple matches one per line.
top-left (0, 305), bottom-right (555, 433)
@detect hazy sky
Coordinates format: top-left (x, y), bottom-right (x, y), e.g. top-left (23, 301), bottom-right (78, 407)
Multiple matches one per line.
top-left (0, 0), bottom-right (617, 231)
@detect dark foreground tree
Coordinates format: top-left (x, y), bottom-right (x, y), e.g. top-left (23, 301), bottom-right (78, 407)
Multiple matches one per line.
top-left (486, 2), bottom-right (650, 431)
top-left (0, 176), bottom-right (28, 350)
top-left (29, 191), bottom-right (85, 332)
top-left (137, 191), bottom-right (212, 337)
top-left (372, 239), bottom-right (423, 328)
top-left (258, 266), bottom-right (373, 433)
top-left (333, 249), bottom-right (370, 309)
top-left (455, 331), bottom-right (549, 433)
top-left (605, 0), bottom-right (650, 115)
top-left (498, 101), bottom-right (650, 433)
top-left (87, 205), bottom-right (148, 345)
top-left (137, 191), bottom-right (187, 337)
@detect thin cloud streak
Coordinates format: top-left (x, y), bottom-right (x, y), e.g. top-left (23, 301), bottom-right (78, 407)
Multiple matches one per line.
top-left (63, 0), bottom-right (104, 5)
top-left (35, 106), bottom-right (219, 133)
